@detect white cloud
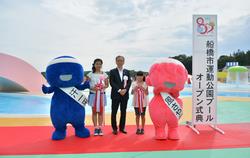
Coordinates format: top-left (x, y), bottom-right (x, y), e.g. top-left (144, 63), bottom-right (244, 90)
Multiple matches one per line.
top-left (0, 0), bottom-right (249, 71)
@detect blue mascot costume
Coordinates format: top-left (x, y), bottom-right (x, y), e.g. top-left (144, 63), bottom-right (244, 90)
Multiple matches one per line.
top-left (42, 56), bottom-right (90, 140)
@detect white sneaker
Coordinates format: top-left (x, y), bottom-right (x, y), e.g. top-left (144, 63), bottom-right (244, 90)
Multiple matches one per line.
top-left (98, 128), bottom-right (103, 136)
top-left (94, 128), bottom-right (99, 136)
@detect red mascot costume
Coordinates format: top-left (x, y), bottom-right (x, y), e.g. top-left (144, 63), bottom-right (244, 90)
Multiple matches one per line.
top-left (146, 58), bottom-right (188, 140)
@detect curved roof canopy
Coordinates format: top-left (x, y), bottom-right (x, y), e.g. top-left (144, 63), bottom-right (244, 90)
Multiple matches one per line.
top-left (228, 66), bottom-right (248, 73)
top-left (0, 52), bottom-right (46, 93)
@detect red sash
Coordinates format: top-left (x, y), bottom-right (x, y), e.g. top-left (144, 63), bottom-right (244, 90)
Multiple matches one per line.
top-left (136, 88), bottom-right (145, 113)
top-left (93, 83), bottom-right (104, 113)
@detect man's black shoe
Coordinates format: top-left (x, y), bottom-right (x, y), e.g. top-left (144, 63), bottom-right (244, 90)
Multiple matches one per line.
top-left (120, 130), bottom-right (127, 134)
top-left (112, 130), bottom-right (118, 135)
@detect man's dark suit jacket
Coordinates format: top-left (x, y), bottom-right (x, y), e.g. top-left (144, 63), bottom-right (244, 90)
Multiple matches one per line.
top-left (109, 68), bottom-right (131, 100)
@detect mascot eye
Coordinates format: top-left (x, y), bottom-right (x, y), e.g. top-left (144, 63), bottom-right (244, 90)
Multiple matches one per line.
top-left (59, 74), bottom-right (72, 81)
top-left (164, 81), bottom-right (176, 88)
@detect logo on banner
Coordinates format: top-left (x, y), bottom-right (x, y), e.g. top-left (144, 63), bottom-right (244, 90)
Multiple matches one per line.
top-left (196, 16), bottom-right (215, 35)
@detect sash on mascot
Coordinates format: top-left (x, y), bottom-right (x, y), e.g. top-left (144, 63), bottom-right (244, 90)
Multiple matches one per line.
top-left (60, 87), bottom-right (88, 107)
top-left (160, 92), bottom-right (183, 120)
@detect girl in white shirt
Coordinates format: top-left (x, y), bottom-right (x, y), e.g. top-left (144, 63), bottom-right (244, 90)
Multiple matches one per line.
top-left (131, 71), bottom-right (148, 135)
top-left (87, 58), bottom-right (109, 136)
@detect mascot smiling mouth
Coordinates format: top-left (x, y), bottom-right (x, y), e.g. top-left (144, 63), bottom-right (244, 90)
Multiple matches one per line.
top-left (164, 81), bottom-right (176, 88)
top-left (59, 74), bottom-right (72, 81)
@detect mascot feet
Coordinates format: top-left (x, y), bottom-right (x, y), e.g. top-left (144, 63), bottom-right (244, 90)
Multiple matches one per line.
top-left (75, 126), bottom-right (90, 138)
top-left (168, 127), bottom-right (180, 140)
top-left (155, 127), bottom-right (167, 140)
top-left (52, 129), bottom-right (66, 140)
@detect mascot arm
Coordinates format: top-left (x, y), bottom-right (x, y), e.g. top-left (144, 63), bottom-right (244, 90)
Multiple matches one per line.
top-left (42, 85), bottom-right (55, 94)
top-left (146, 76), bottom-right (152, 86)
top-left (171, 90), bottom-right (180, 98)
top-left (76, 80), bottom-right (90, 90)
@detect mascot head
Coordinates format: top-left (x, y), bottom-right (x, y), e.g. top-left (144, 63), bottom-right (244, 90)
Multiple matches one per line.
top-left (46, 56), bottom-right (84, 88)
top-left (146, 58), bottom-right (188, 97)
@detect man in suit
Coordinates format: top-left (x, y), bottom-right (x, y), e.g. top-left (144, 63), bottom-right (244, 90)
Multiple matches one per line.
top-left (109, 55), bottom-right (131, 135)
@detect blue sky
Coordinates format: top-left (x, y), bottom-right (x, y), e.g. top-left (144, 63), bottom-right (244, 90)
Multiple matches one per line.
top-left (0, 0), bottom-right (249, 71)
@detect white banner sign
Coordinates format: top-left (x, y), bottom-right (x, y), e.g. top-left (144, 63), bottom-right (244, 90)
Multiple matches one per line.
top-left (192, 15), bottom-right (217, 125)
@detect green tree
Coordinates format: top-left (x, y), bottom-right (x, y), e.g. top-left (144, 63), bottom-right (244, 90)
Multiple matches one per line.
top-left (217, 55), bottom-right (235, 70)
top-left (233, 49), bottom-right (250, 66)
top-left (171, 54), bottom-right (192, 74)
